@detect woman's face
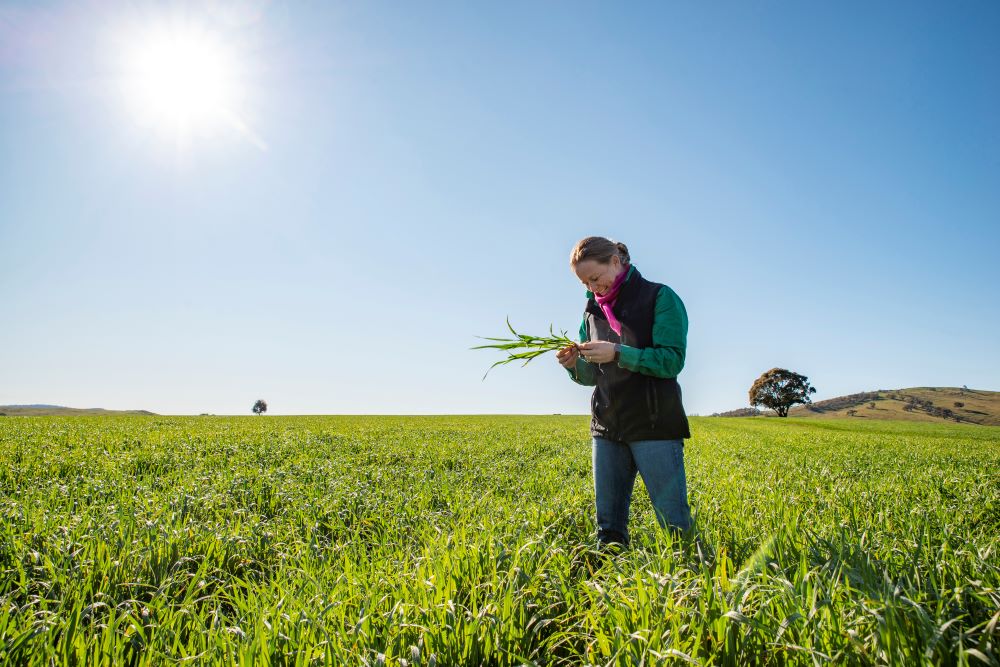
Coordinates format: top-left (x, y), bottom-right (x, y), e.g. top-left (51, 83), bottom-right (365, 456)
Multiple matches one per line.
top-left (574, 256), bottom-right (624, 296)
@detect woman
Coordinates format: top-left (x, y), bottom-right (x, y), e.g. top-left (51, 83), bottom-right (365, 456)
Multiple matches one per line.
top-left (555, 236), bottom-right (693, 547)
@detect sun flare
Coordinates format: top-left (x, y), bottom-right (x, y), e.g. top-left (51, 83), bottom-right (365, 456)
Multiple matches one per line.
top-left (118, 22), bottom-right (259, 147)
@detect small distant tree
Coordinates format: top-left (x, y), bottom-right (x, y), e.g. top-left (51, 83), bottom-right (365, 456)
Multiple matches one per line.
top-left (252, 399), bottom-right (268, 416)
top-left (869, 402), bottom-right (876, 409)
top-left (954, 402), bottom-right (964, 409)
top-left (847, 409), bottom-right (857, 417)
top-left (748, 368), bottom-right (817, 417)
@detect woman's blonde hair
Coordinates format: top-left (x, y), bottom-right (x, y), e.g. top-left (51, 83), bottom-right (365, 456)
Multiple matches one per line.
top-left (569, 236), bottom-right (630, 267)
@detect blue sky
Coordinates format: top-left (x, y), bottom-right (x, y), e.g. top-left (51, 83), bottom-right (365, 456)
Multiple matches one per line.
top-left (1, 1), bottom-right (998, 416)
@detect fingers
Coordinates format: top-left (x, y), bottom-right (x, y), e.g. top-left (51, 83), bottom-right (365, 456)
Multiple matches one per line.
top-left (577, 341), bottom-right (611, 363)
top-left (556, 346), bottom-right (579, 367)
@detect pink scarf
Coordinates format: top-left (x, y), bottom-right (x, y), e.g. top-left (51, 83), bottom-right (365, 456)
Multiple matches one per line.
top-left (594, 265), bottom-right (630, 336)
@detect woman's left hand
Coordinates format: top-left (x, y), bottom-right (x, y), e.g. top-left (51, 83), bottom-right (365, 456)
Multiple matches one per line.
top-left (578, 341), bottom-right (616, 364)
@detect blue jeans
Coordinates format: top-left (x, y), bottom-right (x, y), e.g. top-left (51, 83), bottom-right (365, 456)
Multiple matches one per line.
top-left (592, 437), bottom-right (692, 545)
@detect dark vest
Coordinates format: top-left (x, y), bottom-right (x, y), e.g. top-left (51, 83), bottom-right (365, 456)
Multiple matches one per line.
top-left (584, 268), bottom-right (691, 442)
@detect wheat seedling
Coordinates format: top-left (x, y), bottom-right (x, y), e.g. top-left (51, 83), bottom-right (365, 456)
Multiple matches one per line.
top-left (473, 318), bottom-right (581, 380)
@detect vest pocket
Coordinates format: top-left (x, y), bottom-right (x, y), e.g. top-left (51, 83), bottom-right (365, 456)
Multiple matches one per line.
top-left (646, 379), bottom-right (659, 427)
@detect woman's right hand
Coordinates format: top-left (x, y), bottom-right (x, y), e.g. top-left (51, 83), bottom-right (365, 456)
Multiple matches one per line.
top-left (556, 345), bottom-right (579, 368)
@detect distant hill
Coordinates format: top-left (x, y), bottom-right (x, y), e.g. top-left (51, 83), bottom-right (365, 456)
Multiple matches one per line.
top-left (777, 387), bottom-right (998, 425)
top-left (711, 407), bottom-right (763, 418)
top-left (0, 405), bottom-right (157, 416)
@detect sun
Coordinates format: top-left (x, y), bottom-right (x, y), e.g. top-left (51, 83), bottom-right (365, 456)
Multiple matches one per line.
top-left (127, 29), bottom-right (234, 126)
top-left (118, 22), bottom-right (257, 146)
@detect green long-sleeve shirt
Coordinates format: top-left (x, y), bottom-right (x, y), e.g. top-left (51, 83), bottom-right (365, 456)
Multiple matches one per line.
top-left (568, 277), bottom-right (688, 386)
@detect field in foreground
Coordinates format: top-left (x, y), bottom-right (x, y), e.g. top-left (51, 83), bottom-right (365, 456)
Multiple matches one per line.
top-left (0, 416), bottom-right (997, 666)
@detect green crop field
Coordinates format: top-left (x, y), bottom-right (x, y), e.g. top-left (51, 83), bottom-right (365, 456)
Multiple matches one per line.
top-left (1, 415), bottom-right (997, 665)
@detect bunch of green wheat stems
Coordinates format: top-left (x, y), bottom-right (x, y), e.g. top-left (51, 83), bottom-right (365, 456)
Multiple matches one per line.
top-left (473, 318), bottom-right (579, 379)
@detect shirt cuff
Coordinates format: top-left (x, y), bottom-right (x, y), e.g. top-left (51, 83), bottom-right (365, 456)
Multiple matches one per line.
top-left (617, 344), bottom-right (641, 371)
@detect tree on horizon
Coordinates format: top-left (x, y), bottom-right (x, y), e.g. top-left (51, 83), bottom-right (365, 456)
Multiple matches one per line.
top-left (749, 368), bottom-right (817, 417)
top-left (252, 399), bottom-right (267, 416)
